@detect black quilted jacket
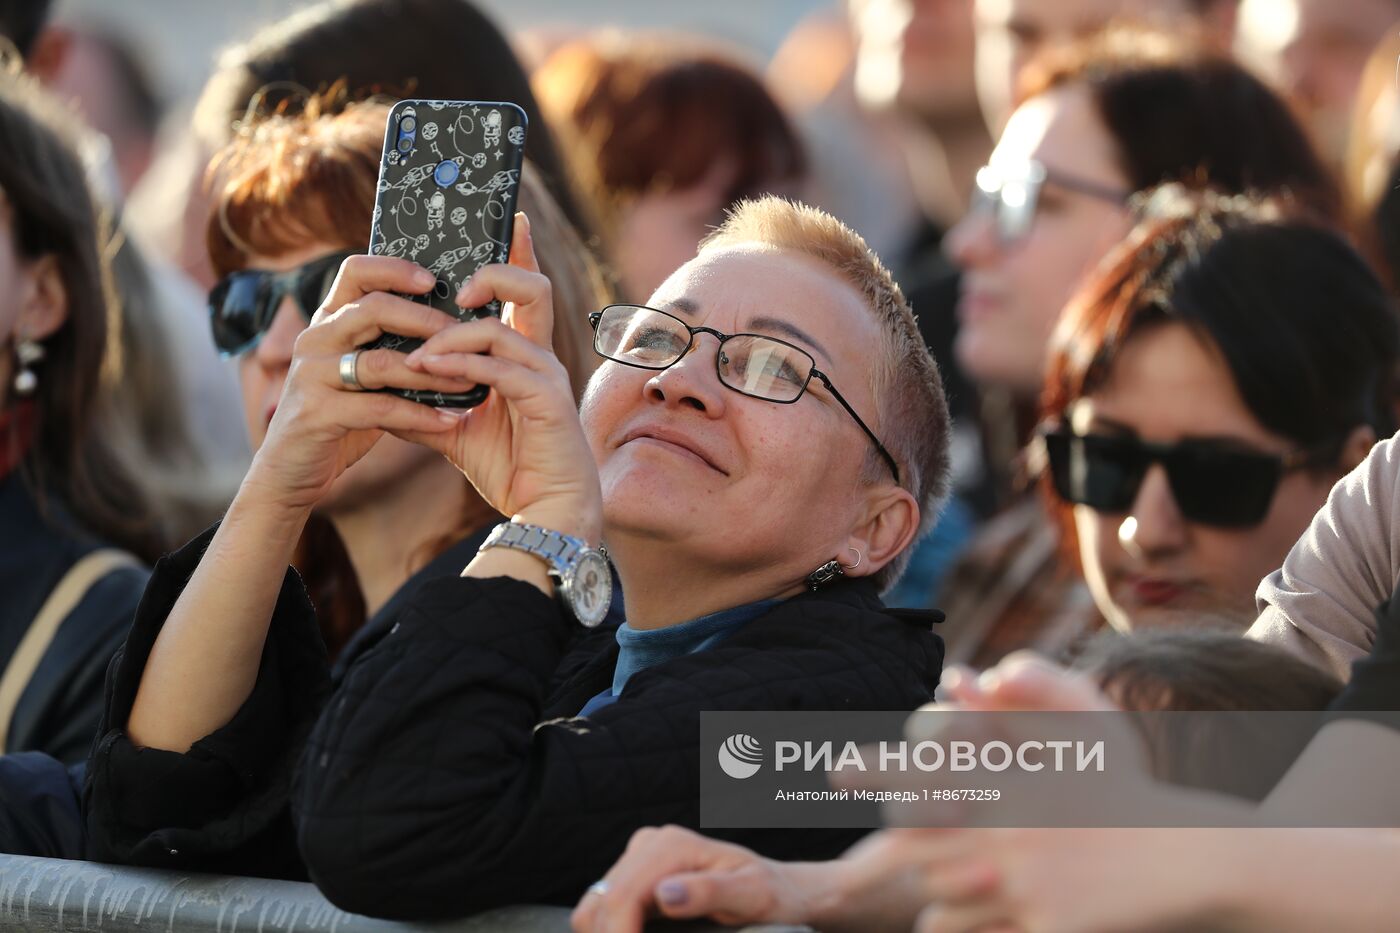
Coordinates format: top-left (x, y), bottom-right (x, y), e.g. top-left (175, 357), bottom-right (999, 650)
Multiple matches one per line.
top-left (84, 526), bottom-right (943, 920)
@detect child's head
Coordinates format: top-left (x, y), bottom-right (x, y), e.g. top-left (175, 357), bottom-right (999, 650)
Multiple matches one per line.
top-left (1075, 627), bottom-right (1342, 800)
top-left (1076, 627), bottom-right (1343, 712)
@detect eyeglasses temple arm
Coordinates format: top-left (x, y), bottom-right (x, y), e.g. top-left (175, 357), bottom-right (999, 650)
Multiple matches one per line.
top-left (813, 371), bottom-right (901, 485)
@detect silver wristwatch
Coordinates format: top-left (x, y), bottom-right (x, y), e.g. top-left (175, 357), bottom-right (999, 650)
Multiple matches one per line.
top-left (480, 521), bottom-right (612, 628)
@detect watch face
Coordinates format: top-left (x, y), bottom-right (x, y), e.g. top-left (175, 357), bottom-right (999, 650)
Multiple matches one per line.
top-left (565, 550), bottom-right (613, 628)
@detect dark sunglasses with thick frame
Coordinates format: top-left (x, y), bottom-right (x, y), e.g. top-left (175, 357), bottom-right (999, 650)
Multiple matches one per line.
top-left (208, 250), bottom-right (355, 357)
top-left (1041, 425), bottom-right (1335, 528)
top-left (588, 303), bottom-right (901, 483)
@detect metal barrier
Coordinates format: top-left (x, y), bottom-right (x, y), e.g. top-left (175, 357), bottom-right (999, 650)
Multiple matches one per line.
top-left (0, 855), bottom-right (810, 932)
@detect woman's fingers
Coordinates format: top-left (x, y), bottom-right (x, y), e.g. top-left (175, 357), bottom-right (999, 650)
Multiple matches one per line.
top-left (652, 867), bottom-right (777, 923)
top-left (980, 652), bottom-right (1120, 713)
top-left (313, 253), bottom-right (436, 323)
top-left (456, 227), bottom-right (555, 350)
top-left (406, 315), bottom-right (562, 376)
top-left (302, 291), bottom-right (461, 353)
top-left (507, 212), bottom-right (541, 274)
top-left (329, 390), bottom-right (464, 434)
top-left (570, 826), bottom-right (755, 933)
top-left (341, 346), bottom-right (482, 395)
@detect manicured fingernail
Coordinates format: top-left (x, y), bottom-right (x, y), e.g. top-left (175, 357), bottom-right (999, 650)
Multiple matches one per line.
top-left (437, 409), bottom-right (464, 423)
top-left (456, 275), bottom-right (474, 301)
top-left (656, 881), bottom-right (687, 907)
top-left (420, 354), bottom-right (444, 365)
top-left (414, 270), bottom-right (435, 289)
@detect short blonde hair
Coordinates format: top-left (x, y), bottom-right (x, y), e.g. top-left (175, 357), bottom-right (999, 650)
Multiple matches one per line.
top-left (700, 197), bottom-right (951, 591)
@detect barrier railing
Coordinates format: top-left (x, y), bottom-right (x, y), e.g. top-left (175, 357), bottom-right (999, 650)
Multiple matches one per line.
top-left (0, 854), bottom-right (810, 932)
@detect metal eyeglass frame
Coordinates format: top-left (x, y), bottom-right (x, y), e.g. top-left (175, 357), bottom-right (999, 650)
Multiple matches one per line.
top-left (972, 159), bottom-right (1130, 245)
top-left (588, 303), bottom-right (901, 484)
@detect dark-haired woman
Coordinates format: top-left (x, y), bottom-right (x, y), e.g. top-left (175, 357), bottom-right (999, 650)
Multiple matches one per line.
top-left (1041, 186), bottom-right (1395, 633)
top-left (0, 72), bottom-right (156, 765)
top-left (139, 0), bottom-right (598, 291)
top-left (934, 25), bottom-right (1341, 666)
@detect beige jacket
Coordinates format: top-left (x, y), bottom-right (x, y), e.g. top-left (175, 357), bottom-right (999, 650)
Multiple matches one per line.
top-left (1246, 433), bottom-right (1400, 681)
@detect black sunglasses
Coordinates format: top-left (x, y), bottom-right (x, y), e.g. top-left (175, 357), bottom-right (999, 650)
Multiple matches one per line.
top-left (209, 251), bottom-right (355, 356)
top-left (1042, 427), bottom-right (1331, 528)
top-left (588, 303), bottom-right (901, 483)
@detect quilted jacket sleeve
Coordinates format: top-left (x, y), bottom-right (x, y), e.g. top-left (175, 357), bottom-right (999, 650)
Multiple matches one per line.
top-left (83, 526), bottom-right (330, 880)
top-left (293, 576), bottom-right (938, 920)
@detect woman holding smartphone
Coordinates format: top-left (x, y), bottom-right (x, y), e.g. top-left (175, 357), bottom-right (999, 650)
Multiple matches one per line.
top-left (82, 98), bottom-right (607, 870)
top-left (85, 128), bottom-right (953, 915)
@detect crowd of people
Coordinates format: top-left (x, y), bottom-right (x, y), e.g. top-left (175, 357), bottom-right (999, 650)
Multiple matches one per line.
top-left (1, 0), bottom-right (1399, 929)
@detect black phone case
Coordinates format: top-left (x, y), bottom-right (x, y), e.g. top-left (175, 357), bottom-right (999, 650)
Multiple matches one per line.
top-left (366, 99), bottom-right (527, 407)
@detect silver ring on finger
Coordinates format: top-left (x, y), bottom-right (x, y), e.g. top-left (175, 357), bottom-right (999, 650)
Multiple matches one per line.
top-left (339, 349), bottom-right (365, 391)
top-left (585, 880), bottom-right (609, 897)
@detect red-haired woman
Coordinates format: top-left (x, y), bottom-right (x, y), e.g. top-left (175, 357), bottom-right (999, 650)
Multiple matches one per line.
top-left (82, 98), bottom-right (610, 869)
top-left (534, 35), bottom-right (807, 301)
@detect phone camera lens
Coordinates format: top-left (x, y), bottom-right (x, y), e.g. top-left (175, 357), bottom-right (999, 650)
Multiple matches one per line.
top-left (433, 160), bottom-right (460, 187)
top-left (400, 115), bottom-right (417, 133)
top-left (396, 135), bottom-right (413, 153)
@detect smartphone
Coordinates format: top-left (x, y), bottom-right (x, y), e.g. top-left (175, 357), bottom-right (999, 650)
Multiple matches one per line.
top-left (365, 99), bottom-right (528, 407)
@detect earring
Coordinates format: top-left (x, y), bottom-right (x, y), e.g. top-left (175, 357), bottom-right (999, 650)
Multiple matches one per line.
top-left (806, 549), bottom-right (863, 590)
top-left (12, 338), bottom-right (44, 397)
top-left (806, 559), bottom-right (845, 591)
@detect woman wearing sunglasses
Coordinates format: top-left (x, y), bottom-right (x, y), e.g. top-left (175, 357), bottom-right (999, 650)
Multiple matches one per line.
top-left (83, 98), bottom-right (606, 859)
top-left (1042, 185), bottom-right (1396, 632)
top-left (933, 26), bottom-right (1339, 666)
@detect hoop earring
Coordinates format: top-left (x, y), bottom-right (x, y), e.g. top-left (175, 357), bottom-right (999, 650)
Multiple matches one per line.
top-left (842, 547), bottom-right (862, 571)
top-left (12, 338), bottom-right (43, 397)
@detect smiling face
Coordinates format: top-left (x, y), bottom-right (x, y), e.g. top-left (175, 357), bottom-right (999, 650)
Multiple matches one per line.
top-left (237, 242), bottom-right (449, 514)
top-left (579, 244), bottom-right (888, 585)
top-left (946, 84), bottom-right (1133, 396)
top-left (1070, 322), bottom-right (1338, 632)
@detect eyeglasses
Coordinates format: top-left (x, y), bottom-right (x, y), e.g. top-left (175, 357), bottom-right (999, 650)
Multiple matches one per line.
top-left (588, 303), bottom-right (901, 483)
top-left (208, 251), bottom-right (355, 357)
top-left (971, 160), bottom-right (1129, 245)
top-left (1042, 427), bottom-right (1332, 528)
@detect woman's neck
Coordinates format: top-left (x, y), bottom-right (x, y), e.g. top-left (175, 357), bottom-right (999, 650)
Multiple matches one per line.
top-left (607, 531), bottom-right (806, 631)
top-left (327, 459), bottom-right (491, 618)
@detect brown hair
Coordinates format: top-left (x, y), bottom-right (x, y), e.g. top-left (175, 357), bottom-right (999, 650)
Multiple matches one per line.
top-left (1016, 25), bottom-right (1340, 220)
top-left (1077, 628), bottom-right (1342, 800)
top-left (207, 96), bottom-right (608, 654)
top-left (192, 0), bottom-right (597, 250)
top-left (0, 68), bottom-right (163, 561)
top-left (535, 35), bottom-right (806, 246)
top-left (701, 197), bottom-right (949, 592)
top-left (1077, 628), bottom-right (1343, 713)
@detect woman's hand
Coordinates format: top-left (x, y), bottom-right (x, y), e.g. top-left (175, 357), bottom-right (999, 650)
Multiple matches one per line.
top-left (241, 255), bottom-right (476, 514)
top-left (398, 214), bottom-right (603, 543)
top-left (569, 825), bottom-right (831, 933)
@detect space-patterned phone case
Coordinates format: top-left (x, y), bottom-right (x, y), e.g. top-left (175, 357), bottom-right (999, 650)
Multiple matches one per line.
top-left (366, 99), bottom-right (527, 407)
